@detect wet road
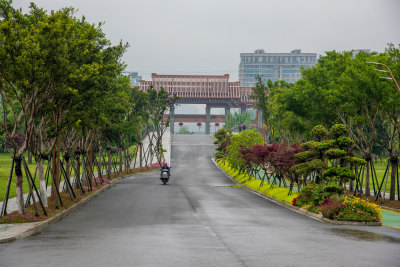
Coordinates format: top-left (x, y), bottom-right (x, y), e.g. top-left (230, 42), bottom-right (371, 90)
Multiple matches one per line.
top-left (1, 135), bottom-right (400, 266)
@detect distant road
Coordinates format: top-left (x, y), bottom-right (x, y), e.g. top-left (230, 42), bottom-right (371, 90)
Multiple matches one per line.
top-left (1, 135), bottom-right (400, 266)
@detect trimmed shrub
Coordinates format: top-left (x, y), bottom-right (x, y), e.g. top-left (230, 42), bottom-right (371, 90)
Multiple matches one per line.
top-left (329, 124), bottom-right (348, 138)
top-left (217, 158), bottom-right (298, 204)
top-left (294, 150), bottom-right (318, 161)
top-left (311, 125), bottom-right (328, 140)
top-left (318, 198), bottom-right (344, 220)
top-left (324, 149), bottom-right (347, 159)
top-left (336, 136), bottom-right (354, 147)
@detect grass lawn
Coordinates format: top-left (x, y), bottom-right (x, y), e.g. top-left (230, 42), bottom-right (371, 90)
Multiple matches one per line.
top-left (355, 159), bottom-right (398, 195)
top-left (0, 152), bottom-right (129, 201)
top-left (0, 153), bottom-right (38, 201)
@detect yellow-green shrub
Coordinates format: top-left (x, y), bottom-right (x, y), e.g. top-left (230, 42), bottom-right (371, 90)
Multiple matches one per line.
top-left (217, 159), bottom-right (298, 204)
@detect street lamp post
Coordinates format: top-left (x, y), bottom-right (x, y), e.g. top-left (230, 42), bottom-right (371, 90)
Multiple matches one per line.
top-left (367, 62), bottom-right (400, 94)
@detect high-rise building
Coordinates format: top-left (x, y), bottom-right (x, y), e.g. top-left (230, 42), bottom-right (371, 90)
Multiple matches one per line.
top-left (239, 49), bottom-right (317, 87)
top-left (122, 71), bottom-right (142, 86)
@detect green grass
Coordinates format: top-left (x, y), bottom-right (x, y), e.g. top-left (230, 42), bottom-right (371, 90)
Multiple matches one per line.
top-left (217, 159), bottom-right (298, 204)
top-left (0, 153), bottom-right (38, 200)
top-left (0, 152), bottom-right (128, 201)
top-left (353, 159), bottom-right (396, 194)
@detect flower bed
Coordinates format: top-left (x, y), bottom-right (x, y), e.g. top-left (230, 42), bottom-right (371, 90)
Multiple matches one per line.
top-left (293, 186), bottom-right (382, 223)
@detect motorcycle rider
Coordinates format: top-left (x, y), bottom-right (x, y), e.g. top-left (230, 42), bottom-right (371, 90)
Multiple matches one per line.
top-left (160, 162), bottom-right (170, 176)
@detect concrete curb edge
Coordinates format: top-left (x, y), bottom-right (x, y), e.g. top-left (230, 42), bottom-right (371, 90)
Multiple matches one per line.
top-left (211, 157), bottom-right (382, 227)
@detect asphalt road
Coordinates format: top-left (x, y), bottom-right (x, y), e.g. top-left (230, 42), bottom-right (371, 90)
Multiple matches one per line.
top-left (1, 135), bottom-right (400, 267)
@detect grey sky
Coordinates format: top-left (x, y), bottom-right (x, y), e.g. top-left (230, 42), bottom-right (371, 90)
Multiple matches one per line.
top-left (13, 0), bottom-right (400, 81)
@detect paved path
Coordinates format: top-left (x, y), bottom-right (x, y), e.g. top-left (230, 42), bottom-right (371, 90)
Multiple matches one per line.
top-left (0, 132), bottom-right (171, 215)
top-left (0, 135), bottom-right (400, 266)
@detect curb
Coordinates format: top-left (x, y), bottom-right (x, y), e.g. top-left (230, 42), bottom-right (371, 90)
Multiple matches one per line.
top-left (211, 158), bottom-right (382, 227)
top-left (0, 170), bottom-right (157, 244)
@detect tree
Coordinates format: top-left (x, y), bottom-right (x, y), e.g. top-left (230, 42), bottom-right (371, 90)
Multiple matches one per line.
top-left (250, 77), bottom-right (293, 142)
top-left (225, 129), bottom-right (263, 171)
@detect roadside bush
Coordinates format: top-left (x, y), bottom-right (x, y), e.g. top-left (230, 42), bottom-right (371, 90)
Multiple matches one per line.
top-left (318, 198), bottom-right (344, 219)
top-left (217, 158), bottom-right (298, 204)
top-left (296, 184), bottom-right (345, 207)
top-left (336, 196), bottom-right (382, 222)
top-left (295, 184), bottom-right (316, 206)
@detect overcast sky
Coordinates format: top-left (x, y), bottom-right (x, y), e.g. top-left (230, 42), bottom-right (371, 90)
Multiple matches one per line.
top-left (13, 0), bottom-right (400, 81)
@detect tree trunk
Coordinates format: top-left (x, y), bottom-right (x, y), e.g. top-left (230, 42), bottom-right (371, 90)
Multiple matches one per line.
top-left (56, 137), bottom-right (61, 190)
top-left (65, 156), bottom-right (71, 191)
top-left (81, 153), bottom-right (87, 186)
top-left (37, 157), bottom-right (48, 207)
top-left (14, 157), bottom-right (26, 215)
top-left (75, 154), bottom-right (81, 189)
top-left (349, 179), bottom-right (354, 192)
top-left (390, 158), bottom-right (397, 200)
top-left (126, 136), bottom-right (130, 172)
top-left (88, 149), bottom-right (93, 183)
top-left (365, 160), bottom-right (371, 196)
top-left (119, 147), bottom-right (123, 172)
top-left (139, 143), bottom-right (143, 169)
top-left (98, 145), bottom-right (102, 179)
top-left (107, 141), bottom-right (112, 176)
top-left (28, 148), bottom-right (33, 164)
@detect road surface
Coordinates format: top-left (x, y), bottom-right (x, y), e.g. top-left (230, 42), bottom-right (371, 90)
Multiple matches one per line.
top-left (1, 135), bottom-right (400, 266)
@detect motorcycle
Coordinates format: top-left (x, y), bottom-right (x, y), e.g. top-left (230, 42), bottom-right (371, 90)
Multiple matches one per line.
top-left (160, 169), bottom-right (170, 185)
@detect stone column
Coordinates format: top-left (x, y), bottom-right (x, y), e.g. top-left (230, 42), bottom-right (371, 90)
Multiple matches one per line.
top-left (170, 106), bottom-right (175, 135)
top-left (205, 105), bottom-right (211, 135)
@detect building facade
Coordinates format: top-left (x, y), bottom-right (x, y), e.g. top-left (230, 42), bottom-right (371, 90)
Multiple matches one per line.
top-left (139, 73), bottom-right (255, 134)
top-left (122, 71), bottom-right (142, 86)
top-left (139, 73), bottom-right (252, 103)
top-left (239, 49), bottom-right (317, 87)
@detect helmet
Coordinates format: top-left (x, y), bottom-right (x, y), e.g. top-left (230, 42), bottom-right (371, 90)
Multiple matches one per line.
top-left (164, 162), bottom-right (168, 166)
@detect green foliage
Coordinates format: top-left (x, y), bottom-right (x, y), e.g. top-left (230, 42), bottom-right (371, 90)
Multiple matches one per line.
top-left (344, 156), bottom-right (367, 166)
top-left (250, 77), bottom-right (270, 126)
top-left (289, 159), bottom-right (323, 176)
top-left (297, 183), bottom-right (345, 207)
top-left (321, 184), bottom-right (345, 194)
top-left (217, 159), bottom-right (298, 204)
top-left (214, 128), bottom-right (231, 152)
top-left (336, 136), bottom-right (354, 147)
top-left (225, 129), bottom-right (263, 170)
top-left (178, 126), bottom-right (193, 135)
top-left (314, 140), bottom-right (336, 151)
top-left (214, 128), bottom-right (230, 142)
top-left (329, 124), bottom-right (348, 138)
top-left (224, 111), bottom-right (251, 129)
top-left (295, 184), bottom-right (316, 207)
top-left (311, 125), bottom-right (329, 140)
top-left (294, 150), bottom-right (317, 161)
top-left (337, 196), bottom-right (382, 222)
top-left (324, 149), bottom-right (347, 159)
top-left (322, 167), bottom-right (356, 182)
top-left (300, 141), bottom-right (319, 150)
